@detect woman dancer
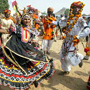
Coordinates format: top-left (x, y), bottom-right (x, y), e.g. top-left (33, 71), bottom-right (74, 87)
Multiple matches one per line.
top-left (0, 14), bottom-right (55, 90)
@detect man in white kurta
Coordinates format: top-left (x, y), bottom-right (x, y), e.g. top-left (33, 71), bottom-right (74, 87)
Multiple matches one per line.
top-left (0, 9), bottom-right (15, 44)
top-left (59, 17), bottom-right (88, 73)
top-left (52, 1), bottom-right (90, 75)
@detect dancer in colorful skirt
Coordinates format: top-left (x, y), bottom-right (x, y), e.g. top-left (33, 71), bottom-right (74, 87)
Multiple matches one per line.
top-left (0, 14), bottom-right (55, 90)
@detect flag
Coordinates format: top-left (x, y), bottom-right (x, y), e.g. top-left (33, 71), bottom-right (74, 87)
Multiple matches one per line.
top-left (12, 0), bottom-right (17, 7)
top-left (27, 5), bottom-right (31, 8)
top-left (11, 0), bottom-right (19, 16)
top-left (26, 5), bottom-right (31, 10)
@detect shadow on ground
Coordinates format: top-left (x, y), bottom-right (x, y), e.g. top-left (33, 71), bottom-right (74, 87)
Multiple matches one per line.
top-left (40, 69), bottom-right (88, 90)
top-left (49, 50), bottom-right (60, 60)
top-left (74, 71), bottom-right (89, 76)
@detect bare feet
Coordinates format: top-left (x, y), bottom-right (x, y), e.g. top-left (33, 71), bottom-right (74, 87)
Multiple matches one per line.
top-left (83, 56), bottom-right (89, 60)
top-left (79, 60), bottom-right (83, 68)
top-left (46, 51), bottom-right (50, 55)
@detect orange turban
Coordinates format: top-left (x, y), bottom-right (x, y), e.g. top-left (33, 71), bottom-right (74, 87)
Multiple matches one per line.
top-left (4, 9), bottom-right (11, 14)
top-left (71, 1), bottom-right (85, 8)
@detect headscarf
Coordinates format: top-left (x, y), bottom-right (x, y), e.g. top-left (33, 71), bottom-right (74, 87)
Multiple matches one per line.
top-left (22, 14), bottom-right (31, 20)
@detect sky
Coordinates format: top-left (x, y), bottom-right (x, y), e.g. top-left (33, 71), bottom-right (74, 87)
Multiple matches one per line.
top-left (8, 0), bottom-right (90, 15)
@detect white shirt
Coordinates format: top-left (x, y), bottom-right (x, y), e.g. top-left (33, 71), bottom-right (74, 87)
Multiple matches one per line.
top-left (52, 16), bottom-right (90, 38)
top-left (1, 18), bottom-right (15, 30)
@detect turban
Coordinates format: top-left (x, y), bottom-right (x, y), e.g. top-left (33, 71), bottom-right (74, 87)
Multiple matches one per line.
top-left (4, 9), bottom-right (11, 14)
top-left (47, 7), bottom-right (54, 12)
top-left (71, 1), bottom-right (85, 8)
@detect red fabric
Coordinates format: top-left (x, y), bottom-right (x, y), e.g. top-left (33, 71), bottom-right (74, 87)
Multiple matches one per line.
top-left (4, 9), bottom-right (11, 14)
top-left (0, 58), bottom-right (48, 79)
top-left (27, 5), bottom-right (31, 7)
top-left (0, 38), bottom-right (2, 46)
top-left (25, 30), bottom-right (27, 38)
top-left (89, 76), bottom-right (90, 81)
top-left (12, 0), bottom-right (17, 7)
top-left (0, 24), bottom-right (1, 28)
top-left (87, 76), bottom-right (90, 89)
top-left (9, 26), bottom-right (15, 33)
top-left (71, 1), bottom-right (84, 8)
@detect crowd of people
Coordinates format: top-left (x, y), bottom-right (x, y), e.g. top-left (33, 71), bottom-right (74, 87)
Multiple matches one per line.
top-left (0, 1), bottom-right (90, 90)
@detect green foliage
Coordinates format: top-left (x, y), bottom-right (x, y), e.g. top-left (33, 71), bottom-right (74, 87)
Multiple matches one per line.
top-left (0, 0), bottom-right (9, 13)
top-left (64, 9), bottom-right (70, 16)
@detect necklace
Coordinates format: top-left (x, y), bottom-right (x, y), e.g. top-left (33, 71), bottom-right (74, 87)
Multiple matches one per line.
top-left (62, 2), bottom-right (85, 35)
top-left (62, 4), bottom-right (85, 46)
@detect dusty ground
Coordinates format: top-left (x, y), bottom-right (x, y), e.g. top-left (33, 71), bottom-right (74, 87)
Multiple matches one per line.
top-left (29, 39), bottom-right (90, 90)
top-left (1, 39), bottom-right (90, 90)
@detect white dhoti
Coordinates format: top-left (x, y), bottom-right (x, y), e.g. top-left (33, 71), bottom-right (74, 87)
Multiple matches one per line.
top-left (1, 34), bottom-right (10, 45)
top-left (52, 16), bottom-right (90, 71)
top-left (60, 52), bottom-right (84, 71)
top-left (41, 39), bottom-right (53, 52)
top-left (60, 39), bottom-right (84, 71)
top-left (53, 27), bottom-right (57, 40)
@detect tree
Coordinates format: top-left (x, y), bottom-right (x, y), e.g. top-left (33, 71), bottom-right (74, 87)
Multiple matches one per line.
top-left (0, 0), bottom-right (9, 13)
top-left (64, 9), bottom-right (70, 16)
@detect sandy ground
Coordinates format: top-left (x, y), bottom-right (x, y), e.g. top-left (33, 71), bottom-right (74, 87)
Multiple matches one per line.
top-left (0, 38), bottom-right (90, 90)
top-left (29, 39), bottom-right (89, 90)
